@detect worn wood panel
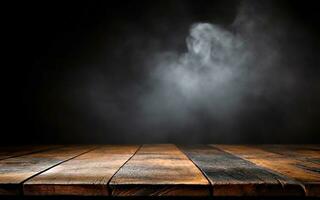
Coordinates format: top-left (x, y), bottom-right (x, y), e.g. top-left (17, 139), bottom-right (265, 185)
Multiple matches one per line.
top-left (179, 145), bottom-right (304, 196)
top-left (261, 145), bottom-right (320, 164)
top-left (0, 145), bottom-right (95, 195)
top-left (215, 145), bottom-right (320, 197)
top-left (0, 145), bottom-right (61, 161)
top-left (23, 145), bottom-right (139, 196)
top-left (109, 144), bottom-right (210, 196)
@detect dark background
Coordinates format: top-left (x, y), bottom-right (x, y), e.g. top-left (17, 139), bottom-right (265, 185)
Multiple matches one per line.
top-left (3, 0), bottom-right (320, 144)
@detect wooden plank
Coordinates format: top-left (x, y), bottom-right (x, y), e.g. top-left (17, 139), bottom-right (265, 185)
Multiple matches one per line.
top-left (0, 145), bottom-right (95, 195)
top-left (0, 145), bottom-right (61, 161)
top-left (260, 145), bottom-right (320, 196)
top-left (215, 145), bottom-right (320, 197)
top-left (23, 145), bottom-right (139, 196)
top-left (179, 145), bottom-right (304, 196)
top-left (109, 144), bottom-right (210, 196)
top-left (260, 145), bottom-right (320, 164)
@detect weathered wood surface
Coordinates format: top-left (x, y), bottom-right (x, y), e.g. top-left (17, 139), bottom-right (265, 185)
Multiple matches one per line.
top-left (0, 145), bottom-right (61, 161)
top-left (23, 145), bottom-right (139, 196)
top-left (179, 145), bottom-right (304, 196)
top-left (0, 144), bottom-right (319, 197)
top-left (261, 145), bottom-right (320, 164)
top-left (109, 144), bottom-right (210, 196)
top-left (215, 145), bottom-right (320, 197)
top-left (0, 146), bottom-right (95, 195)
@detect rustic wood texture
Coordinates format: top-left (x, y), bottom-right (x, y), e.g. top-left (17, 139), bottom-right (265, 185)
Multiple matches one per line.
top-left (261, 145), bottom-right (320, 164)
top-left (0, 145), bottom-right (95, 195)
top-left (0, 145), bottom-right (61, 161)
top-left (0, 144), bottom-right (318, 197)
top-left (215, 145), bottom-right (320, 197)
top-left (23, 145), bottom-right (139, 196)
top-left (109, 144), bottom-right (210, 196)
top-left (179, 145), bottom-right (304, 196)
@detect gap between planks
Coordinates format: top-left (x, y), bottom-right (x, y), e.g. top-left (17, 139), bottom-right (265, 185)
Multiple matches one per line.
top-left (107, 145), bottom-right (142, 195)
top-left (177, 145), bottom-right (214, 196)
top-left (0, 145), bottom-right (62, 161)
top-left (0, 145), bottom-right (97, 195)
top-left (22, 146), bottom-right (97, 183)
top-left (109, 144), bottom-right (210, 196)
top-left (23, 145), bottom-right (140, 196)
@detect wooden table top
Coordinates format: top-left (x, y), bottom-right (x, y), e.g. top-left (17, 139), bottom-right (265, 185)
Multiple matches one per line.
top-left (0, 144), bottom-right (319, 197)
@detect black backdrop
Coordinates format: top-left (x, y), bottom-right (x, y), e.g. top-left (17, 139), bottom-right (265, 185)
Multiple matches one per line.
top-left (3, 0), bottom-right (320, 144)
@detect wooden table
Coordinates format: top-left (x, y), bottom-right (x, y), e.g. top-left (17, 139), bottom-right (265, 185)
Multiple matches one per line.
top-left (0, 144), bottom-right (319, 197)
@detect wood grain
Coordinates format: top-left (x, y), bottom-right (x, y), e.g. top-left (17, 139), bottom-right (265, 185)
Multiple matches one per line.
top-left (109, 144), bottom-right (210, 196)
top-left (215, 145), bottom-right (320, 197)
top-left (0, 145), bottom-right (95, 195)
top-left (261, 145), bottom-right (320, 164)
top-left (179, 145), bottom-right (304, 196)
top-left (23, 145), bottom-right (139, 196)
top-left (0, 145), bottom-right (61, 161)
top-left (0, 144), bottom-right (318, 197)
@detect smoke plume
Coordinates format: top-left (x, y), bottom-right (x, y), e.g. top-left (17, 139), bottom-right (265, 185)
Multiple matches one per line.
top-left (131, 1), bottom-right (302, 142)
top-left (71, 0), bottom-right (319, 143)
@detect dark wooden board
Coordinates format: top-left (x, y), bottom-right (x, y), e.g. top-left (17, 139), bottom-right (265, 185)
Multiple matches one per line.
top-left (215, 145), bottom-right (320, 197)
top-left (179, 145), bottom-right (304, 196)
top-left (0, 145), bottom-right (95, 195)
top-left (109, 144), bottom-right (210, 196)
top-left (23, 145), bottom-right (140, 196)
top-left (0, 145), bottom-right (61, 161)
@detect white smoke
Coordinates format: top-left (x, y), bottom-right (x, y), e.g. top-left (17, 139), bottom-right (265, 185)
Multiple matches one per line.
top-left (135, 0), bottom-right (299, 141)
top-left (78, 0), bottom-right (313, 143)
